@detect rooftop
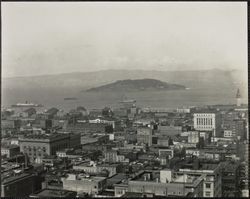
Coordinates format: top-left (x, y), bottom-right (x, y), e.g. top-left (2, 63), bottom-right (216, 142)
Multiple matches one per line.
top-left (1, 144), bottom-right (19, 149)
top-left (193, 109), bottom-right (218, 114)
top-left (19, 133), bottom-right (69, 141)
top-left (30, 189), bottom-right (77, 198)
top-left (1, 172), bottom-right (33, 185)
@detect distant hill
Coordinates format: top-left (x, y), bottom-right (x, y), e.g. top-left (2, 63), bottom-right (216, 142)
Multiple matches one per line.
top-left (2, 69), bottom-right (247, 97)
top-left (86, 79), bottom-right (186, 92)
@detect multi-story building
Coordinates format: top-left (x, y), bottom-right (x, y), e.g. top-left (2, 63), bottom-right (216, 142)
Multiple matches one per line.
top-left (193, 111), bottom-right (222, 137)
top-left (73, 161), bottom-right (122, 177)
top-left (221, 161), bottom-right (241, 197)
top-left (179, 163), bottom-right (222, 197)
top-left (1, 173), bottom-right (35, 197)
top-left (89, 118), bottom-right (116, 128)
top-left (158, 125), bottom-right (182, 137)
top-left (239, 140), bottom-right (249, 197)
top-left (188, 131), bottom-right (200, 144)
top-left (1, 144), bottom-right (20, 158)
top-left (1, 119), bottom-right (21, 130)
top-left (81, 133), bottom-right (108, 145)
top-left (158, 149), bottom-right (174, 159)
top-left (137, 127), bottom-right (153, 146)
top-left (19, 133), bottom-right (71, 163)
top-left (22, 108), bottom-right (36, 118)
top-left (224, 130), bottom-right (234, 138)
top-left (104, 150), bottom-right (118, 163)
top-left (65, 122), bottom-right (111, 134)
top-left (116, 170), bottom-right (204, 197)
top-left (62, 173), bottom-right (107, 195)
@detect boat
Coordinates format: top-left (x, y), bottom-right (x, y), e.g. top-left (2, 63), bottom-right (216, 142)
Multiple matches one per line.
top-left (11, 102), bottom-right (43, 108)
top-left (64, 97), bottom-right (77, 100)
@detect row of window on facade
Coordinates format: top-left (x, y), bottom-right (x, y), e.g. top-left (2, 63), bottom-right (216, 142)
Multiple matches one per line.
top-left (196, 118), bottom-right (213, 126)
top-left (23, 146), bottom-right (46, 152)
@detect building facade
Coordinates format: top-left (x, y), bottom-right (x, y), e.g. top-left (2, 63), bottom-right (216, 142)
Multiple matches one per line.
top-left (19, 133), bottom-right (71, 162)
top-left (137, 127), bottom-right (153, 146)
top-left (194, 112), bottom-right (221, 137)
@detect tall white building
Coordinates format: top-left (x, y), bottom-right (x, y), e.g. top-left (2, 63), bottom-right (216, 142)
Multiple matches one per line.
top-left (193, 111), bottom-right (221, 137)
top-left (236, 88), bottom-right (241, 107)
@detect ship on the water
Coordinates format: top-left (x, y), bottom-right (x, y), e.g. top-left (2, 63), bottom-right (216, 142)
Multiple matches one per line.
top-left (11, 101), bottom-right (43, 108)
top-left (64, 97), bottom-right (77, 100)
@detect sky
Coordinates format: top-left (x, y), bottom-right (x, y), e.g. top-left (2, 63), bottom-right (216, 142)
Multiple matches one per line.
top-left (2, 2), bottom-right (248, 77)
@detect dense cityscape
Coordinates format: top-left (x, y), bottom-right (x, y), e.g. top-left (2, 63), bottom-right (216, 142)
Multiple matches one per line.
top-left (1, 2), bottom-right (248, 198)
top-left (1, 89), bottom-right (249, 198)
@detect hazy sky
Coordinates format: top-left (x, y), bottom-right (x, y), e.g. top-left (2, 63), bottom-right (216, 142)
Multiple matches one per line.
top-left (2, 2), bottom-right (247, 77)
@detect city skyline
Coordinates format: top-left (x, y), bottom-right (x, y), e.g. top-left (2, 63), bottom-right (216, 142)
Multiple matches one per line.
top-left (1, 2), bottom-right (249, 198)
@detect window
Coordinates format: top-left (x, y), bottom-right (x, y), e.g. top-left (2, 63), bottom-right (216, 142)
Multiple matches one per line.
top-left (205, 183), bottom-right (211, 189)
top-left (205, 191), bottom-right (211, 197)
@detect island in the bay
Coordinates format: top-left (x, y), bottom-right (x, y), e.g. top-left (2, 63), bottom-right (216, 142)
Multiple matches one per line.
top-left (86, 79), bottom-right (186, 92)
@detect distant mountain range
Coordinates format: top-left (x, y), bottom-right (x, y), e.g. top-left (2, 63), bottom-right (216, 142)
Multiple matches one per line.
top-left (2, 69), bottom-right (247, 96)
top-left (86, 79), bottom-right (186, 92)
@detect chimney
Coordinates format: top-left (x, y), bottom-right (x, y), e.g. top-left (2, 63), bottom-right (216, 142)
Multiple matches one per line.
top-left (148, 173), bottom-right (151, 180)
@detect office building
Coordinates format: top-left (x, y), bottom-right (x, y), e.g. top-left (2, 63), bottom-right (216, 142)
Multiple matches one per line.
top-left (194, 111), bottom-right (222, 137)
top-left (19, 133), bottom-right (71, 162)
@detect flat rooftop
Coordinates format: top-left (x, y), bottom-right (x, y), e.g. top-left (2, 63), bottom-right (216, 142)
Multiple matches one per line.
top-left (31, 189), bottom-right (76, 197)
top-left (19, 133), bottom-right (69, 141)
top-left (1, 173), bottom-right (32, 185)
top-left (1, 144), bottom-right (19, 149)
top-left (131, 170), bottom-right (203, 186)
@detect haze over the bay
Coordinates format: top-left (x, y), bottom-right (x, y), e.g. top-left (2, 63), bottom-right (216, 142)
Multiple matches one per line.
top-left (2, 2), bottom-right (247, 78)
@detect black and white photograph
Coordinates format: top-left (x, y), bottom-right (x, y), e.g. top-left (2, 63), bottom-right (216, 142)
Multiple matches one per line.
top-left (1, 1), bottom-right (249, 198)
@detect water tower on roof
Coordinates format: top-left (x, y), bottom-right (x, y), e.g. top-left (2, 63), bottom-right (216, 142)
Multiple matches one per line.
top-left (236, 88), bottom-right (241, 107)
